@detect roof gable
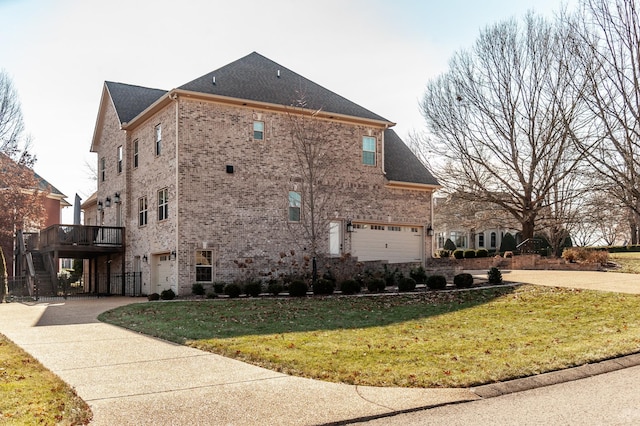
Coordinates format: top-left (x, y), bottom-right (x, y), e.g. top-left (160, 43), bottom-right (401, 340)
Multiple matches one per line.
top-left (384, 129), bottom-right (439, 187)
top-left (178, 52), bottom-right (389, 123)
top-left (105, 81), bottom-right (167, 125)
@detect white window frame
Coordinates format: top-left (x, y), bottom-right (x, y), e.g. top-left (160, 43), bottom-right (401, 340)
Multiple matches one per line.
top-left (155, 124), bottom-right (162, 156)
top-left (288, 191), bottom-right (301, 222)
top-left (133, 139), bottom-right (139, 169)
top-left (138, 196), bottom-right (148, 226)
top-left (117, 145), bottom-right (123, 174)
top-left (100, 157), bottom-right (106, 182)
top-left (195, 250), bottom-right (213, 283)
top-left (362, 136), bottom-right (376, 166)
top-left (253, 121), bottom-right (264, 140)
top-left (158, 188), bottom-right (168, 221)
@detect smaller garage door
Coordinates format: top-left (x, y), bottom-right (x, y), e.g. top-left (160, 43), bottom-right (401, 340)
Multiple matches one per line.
top-left (351, 224), bottom-right (423, 263)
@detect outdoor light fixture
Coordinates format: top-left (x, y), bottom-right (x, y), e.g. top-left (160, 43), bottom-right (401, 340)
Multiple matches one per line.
top-left (170, 250), bottom-right (176, 260)
top-left (97, 201), bottom-right (103, 211)
top-left (105, 197), bottom-right (112, 208)
top-left (114, 192), bottom-right (121, 204)
top-left (427, 225), bottom-right (434, 236)
top-left (143, 255), bottom-right (148, 263)
top-left (346, 219), bottom-right (354, 233)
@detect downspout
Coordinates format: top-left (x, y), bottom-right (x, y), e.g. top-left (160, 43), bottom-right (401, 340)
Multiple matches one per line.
top-left (172, 92), bottom-right (180, 294)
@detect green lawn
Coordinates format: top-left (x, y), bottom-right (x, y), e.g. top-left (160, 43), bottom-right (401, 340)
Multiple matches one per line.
top-left (0, 334), bottom-right (92, 425)
top-left (609, 252), bottom-right (640, 274)
top-left (99, 285), bottom-right (640, 388)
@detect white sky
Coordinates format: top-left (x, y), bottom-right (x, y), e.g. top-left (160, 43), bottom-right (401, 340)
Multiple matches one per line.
top-left (0, 0), bottom-right (573, 222)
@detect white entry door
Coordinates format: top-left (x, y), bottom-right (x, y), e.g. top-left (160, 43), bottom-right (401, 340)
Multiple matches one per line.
top-left (155, 254), bottom-right (172, 293)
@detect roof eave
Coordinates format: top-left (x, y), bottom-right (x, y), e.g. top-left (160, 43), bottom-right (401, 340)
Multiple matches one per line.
top-left (385, 180), bottom-right (441, 191)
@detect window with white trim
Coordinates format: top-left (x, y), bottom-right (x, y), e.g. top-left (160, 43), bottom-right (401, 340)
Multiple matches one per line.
top-left (138, 197), bottom-right (148, 226)
top-left (117, 146), bottom-right (123, 174)
top-left (195, 250), bottom-right (213, 282)
top-left (155, 124), bottom-right (162, 156)
top-left (158, 188), bottom-right (168, 221)
top-left (253, 121), bottom-right (264, 140)
top-left (100, 157), bottom-right (106, 182)
top-left (362, 136), bottom-right (376, 165)
top-left (133, 139), bottom-right (139, 168)
top-left (288, 191), bottom-right (301, 222)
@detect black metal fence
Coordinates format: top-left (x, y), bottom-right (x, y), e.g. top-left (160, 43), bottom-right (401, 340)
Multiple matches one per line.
top-left (92, 272), bottom-right (142, 296)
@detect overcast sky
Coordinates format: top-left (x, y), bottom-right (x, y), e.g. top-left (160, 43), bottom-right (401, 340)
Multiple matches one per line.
top-left (0, 0), bottom-right (573, 221)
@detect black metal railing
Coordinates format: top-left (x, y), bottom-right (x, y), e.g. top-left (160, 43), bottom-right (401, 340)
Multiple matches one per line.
top-left (91, 272), bottom-right (143, 297)
top-left (39, 225), bottom-right (123, 249)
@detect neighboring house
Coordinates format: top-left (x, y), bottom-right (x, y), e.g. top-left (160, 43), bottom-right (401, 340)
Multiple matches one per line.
top-left (433, 194), bottom-right (520, 252)
top-left (90, 52), bottom-right (439, 295)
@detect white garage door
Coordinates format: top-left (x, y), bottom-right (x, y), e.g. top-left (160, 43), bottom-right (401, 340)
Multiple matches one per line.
top-left (351, 224), bottom-right (423, 263)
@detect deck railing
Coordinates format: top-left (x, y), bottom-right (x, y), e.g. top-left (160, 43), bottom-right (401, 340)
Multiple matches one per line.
top-left (38, 225), bottom-right (123, 249)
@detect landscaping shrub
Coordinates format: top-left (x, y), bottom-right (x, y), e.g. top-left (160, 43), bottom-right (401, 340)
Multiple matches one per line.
top-left (313, 278), bottom-right (335, 295)
top-left (192, 283), bottom-right (205, 296)
top-left (476, 249), bottom-right (488, 258)
top-left (444, 238), bottom-right (457, 251)
top-left (426, 275), bottom-right (447, 290)
top-left (562, 247), bottom-right (609, 264)
top-left (224, 283), bottom-right (242, 298)
top-left (147, 292), bottom-right (160, 301)
top-left (454, 273), bottom-right (474, 288)
top-left (438, 249), bottom-right (451, 258)
top-left (340, 279), bottom-right (361, 295)
top-left (160, 289), bottom-right (175, 300)
top-left (213, 282), bottom-right (225, 294)
top-left (397, 277), bottom-right (417, 292)
top-left (206, 292), bottom-right (218, 299)
top-left (409, 266), bottom-right (427, 283)
top-left (463, 250), bottom-right (476, 259)
top-left (488, 267), bottom-right (503, 284)
top-left (288, 280), bottom-right (308, 297)
top-left (244, 281), bottom-right (262, 297)
top-left (453, 250), bottom-right (464, 259)
top-left (366, 277), bottom-right (386, 293)
top-left (267, 280), bottom-right (284, 296)
top-left (499, 233), bottom-right (517, 252)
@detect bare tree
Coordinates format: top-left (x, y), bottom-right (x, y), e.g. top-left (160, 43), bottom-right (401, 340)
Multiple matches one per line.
top-left (418, 12), bottom-right (590, 241)
top-left (569, 0), bottom-right (640, 243)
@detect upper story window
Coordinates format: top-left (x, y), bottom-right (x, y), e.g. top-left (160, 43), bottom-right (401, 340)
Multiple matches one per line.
top-left (195, 250), bottom-right (213, 282)
top-left (478, 233), bottom-right (485, 247)
top-left (253, 121), bottom-right (264, 140)
top-left (362, 136), bottom-right (376, 165)
top-left (138, 196), bottom-right (148, 226)
top-left (117, 146), bottom-right (123, 174)
top-left (288, 191), bottom-right (301, 222)
top-left (158, 188), bottom-right (168, 221)
top-left (100, 157), bottom-right (106, 182)
top-left (155, 124), bottom-right (162, 156)
top-left (133, 139), bottom-right (139, 168)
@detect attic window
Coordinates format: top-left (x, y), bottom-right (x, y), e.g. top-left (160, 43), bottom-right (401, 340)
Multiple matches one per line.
top-left (362, 136), bottom-right (376, 166)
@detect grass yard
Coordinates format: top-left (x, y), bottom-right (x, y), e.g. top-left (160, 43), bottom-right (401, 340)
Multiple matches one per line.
top-left (0, 333), bottom-right (92, 425)
top-left (609, 252), bottom-right (640, 274)
top-left (99, 284), bottom-right (640, 388)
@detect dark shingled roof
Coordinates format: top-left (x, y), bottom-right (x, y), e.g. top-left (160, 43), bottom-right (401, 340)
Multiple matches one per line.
top-left (384, 129), bottom-right (439, 186)
top-left (179, 52), bottom-right (389, 123)
top-left (105, 81), bottom-right (167, 124)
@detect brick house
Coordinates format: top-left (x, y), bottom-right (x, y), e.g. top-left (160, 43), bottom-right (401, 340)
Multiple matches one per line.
top-left (90, 52), bottom-right (439, 295)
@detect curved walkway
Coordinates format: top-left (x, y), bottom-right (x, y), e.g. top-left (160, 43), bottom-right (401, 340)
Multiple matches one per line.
top-left (2, 270), bottom-right (640, 425)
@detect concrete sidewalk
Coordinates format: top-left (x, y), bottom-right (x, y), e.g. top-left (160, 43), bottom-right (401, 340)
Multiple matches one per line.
top-left (0, 298), bottom-right (476, 425)
top-left (3, 270), bottom-right (640, 425)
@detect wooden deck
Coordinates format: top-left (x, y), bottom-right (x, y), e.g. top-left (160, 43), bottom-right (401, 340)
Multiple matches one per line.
top-left (27, 225), bottom-right (125, 258)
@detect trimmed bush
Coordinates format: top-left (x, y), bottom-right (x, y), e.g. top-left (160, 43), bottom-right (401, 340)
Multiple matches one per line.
top-left (244, 281), bottom-right (262, 297)
top-left (397, 277), bottom-right (417, 292)
top-left (463, 250), bottom-right (476, 259)
top-left (476, 249), bottom-right (488, 258)
top-left (453, 250), bottom-right (464, 259)
top-left (488, 267), bottom-right (503, 284)
top-left (340, 279), bottom-right (361, 295)
top-left (160, 289), bottom-right (176, 300)
top-left (384, 267), bottom-right (398, 287)
top-left (366, 278), bottom-right (386, 293)
top-left (192, 283), bottom-right (205, 296)
top-left (224, 283), bottom-right (242, 298)
top-left (409, 266), bottom-right (427, 283)
top-left (438, 249), bottom-right (451, 258)
top-left (267, 280), bottom-right (284, 296)
top-left (213, 282), bottom-right (225, 294)
top-left (147, 292), bottom-right (160, 301)
top-left (288, 280), bottom-right (308, 297)
top-left (454, 273), bottom-right (474, 288)
top-left (426, 275), bottom-right (447, 290)
top-left (206, 292), bottom-right (218, 299)
top-left (499, 233), bottom-right (517, 252)
top-left (313, 278), bottom-right (335, 295)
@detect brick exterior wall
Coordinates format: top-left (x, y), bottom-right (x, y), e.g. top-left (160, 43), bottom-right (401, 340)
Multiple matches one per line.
top-left (93, 95), bottom-right (434, 295)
